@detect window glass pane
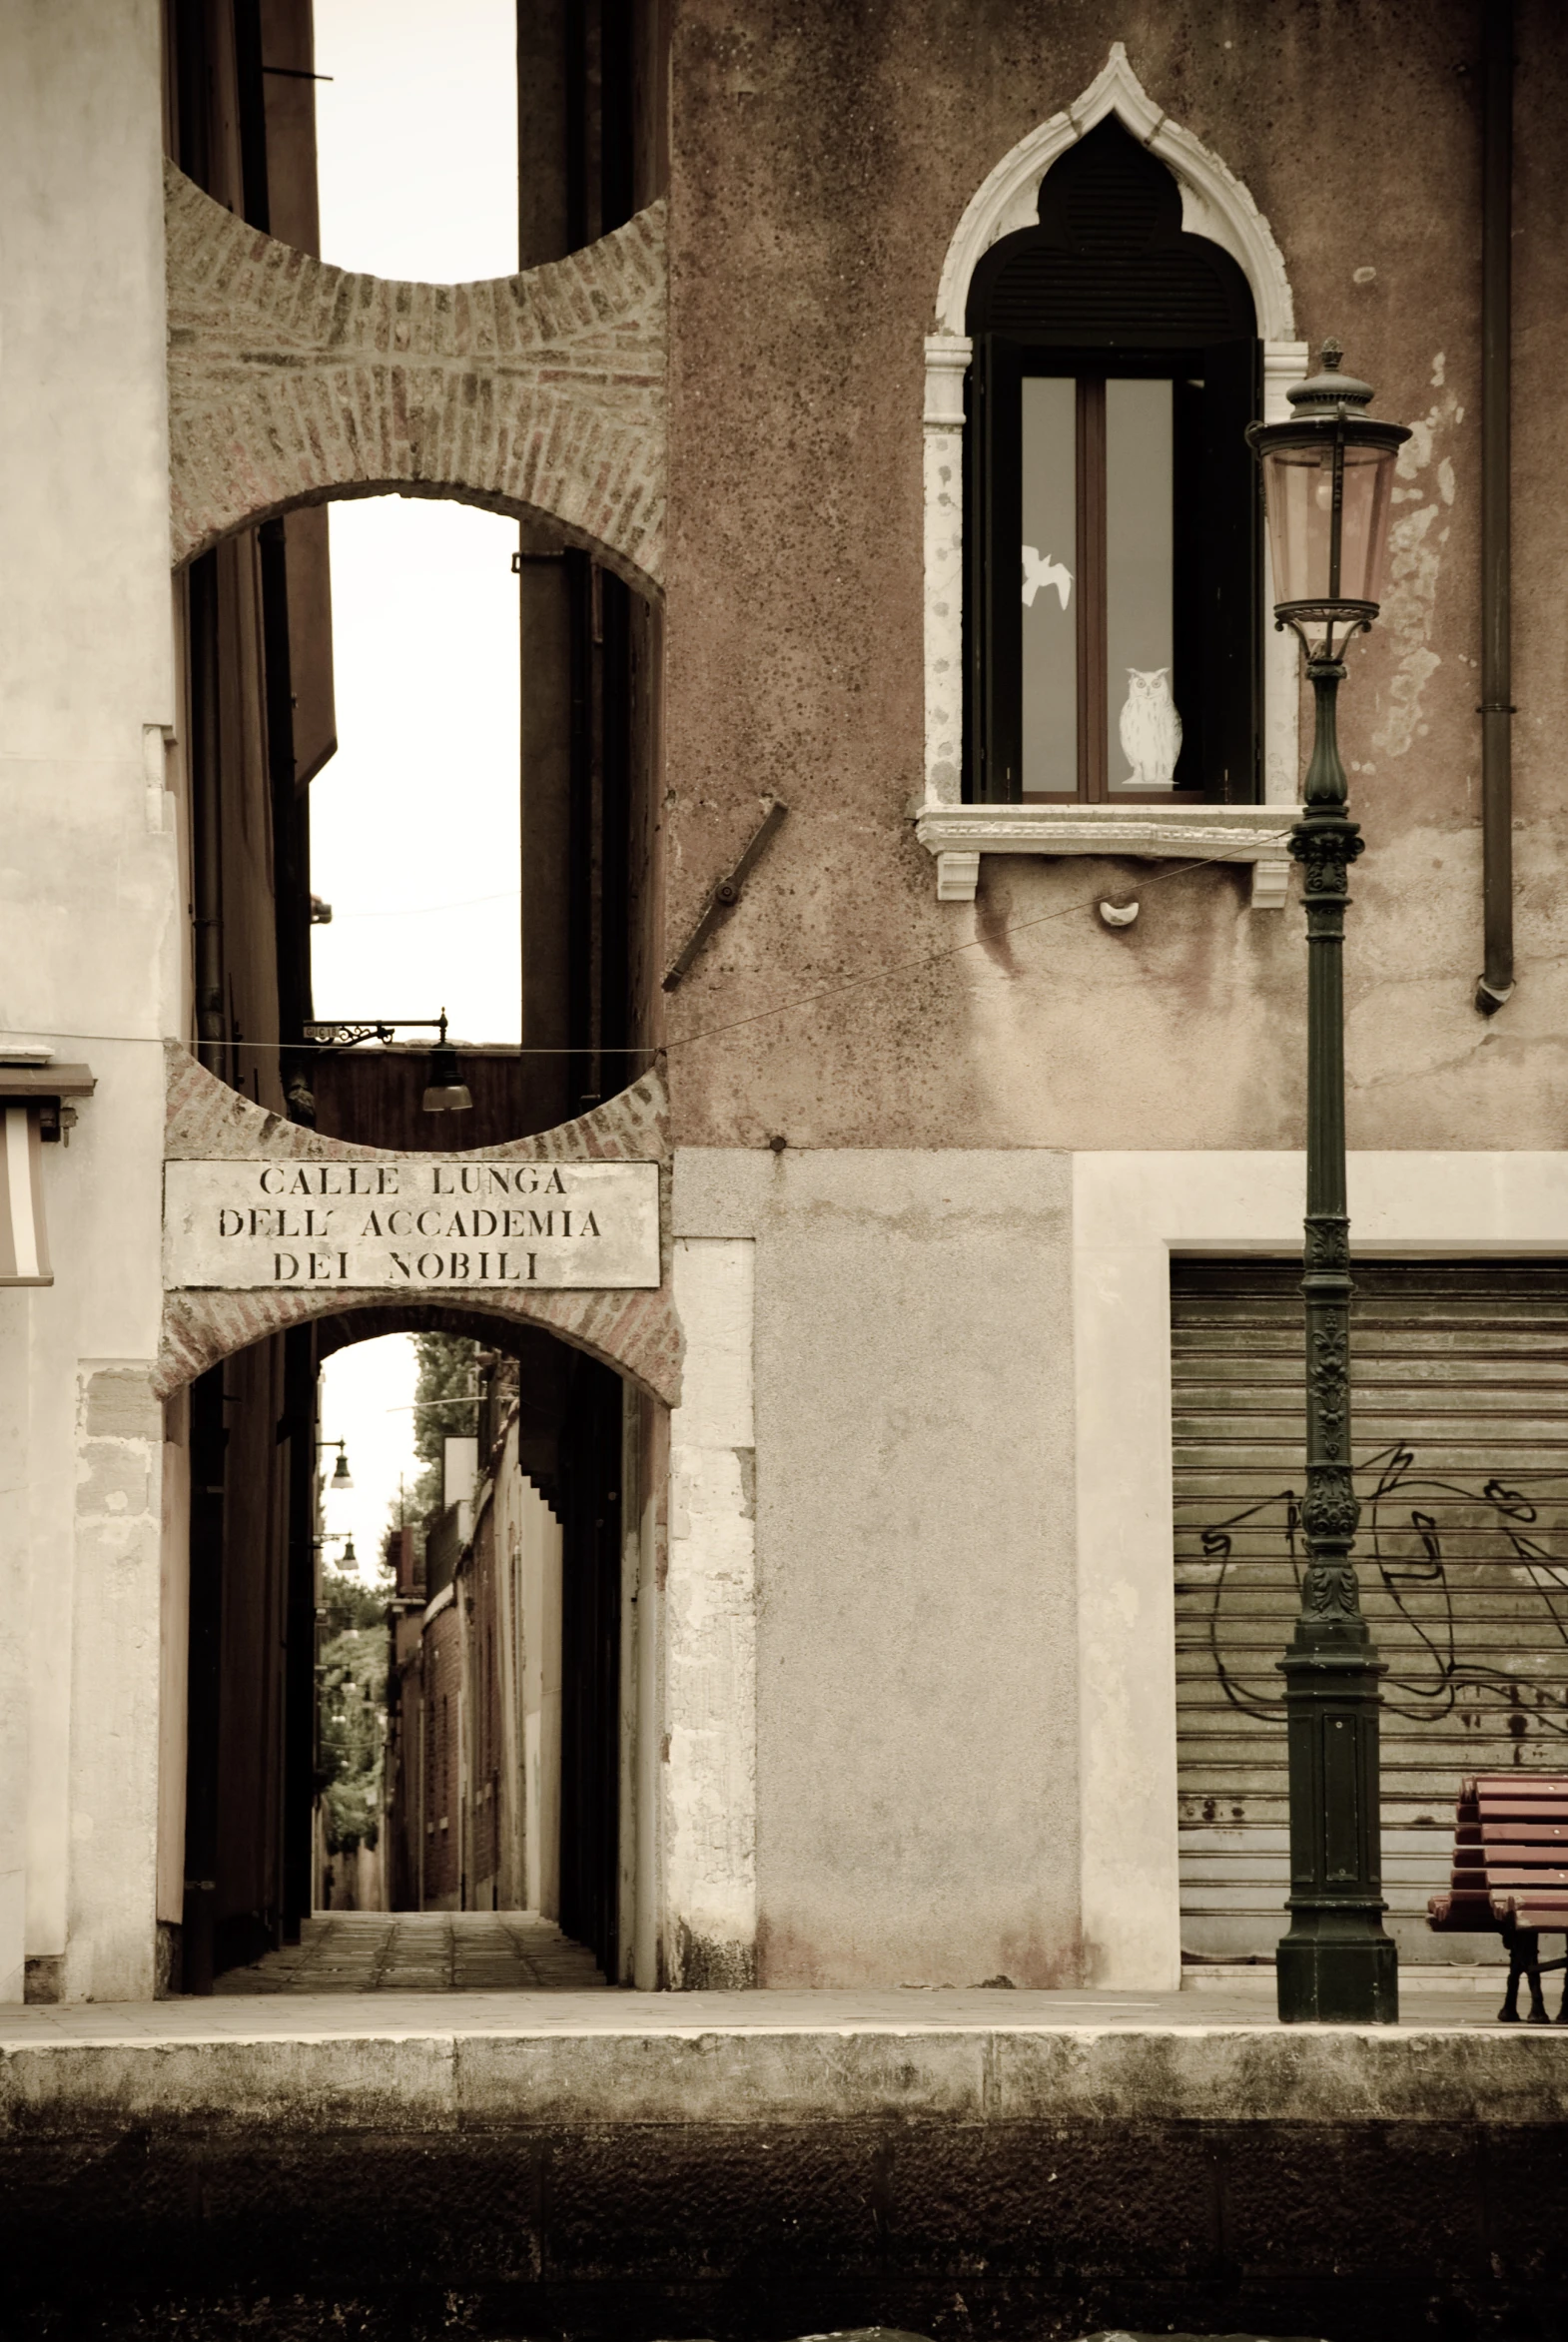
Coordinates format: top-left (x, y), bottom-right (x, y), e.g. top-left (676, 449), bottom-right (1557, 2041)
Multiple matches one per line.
top-left (1020, 378), bottom-right (1077, 794)
top-left (1106, 379), bottom-right (1177, 792)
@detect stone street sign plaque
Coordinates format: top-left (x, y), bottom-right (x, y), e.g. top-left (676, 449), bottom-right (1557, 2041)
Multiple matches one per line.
top-left (164, 1159), bottom-right (660, 1291)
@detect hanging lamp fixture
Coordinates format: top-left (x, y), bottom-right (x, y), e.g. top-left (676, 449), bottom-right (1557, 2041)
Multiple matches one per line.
top-left (316, 1437), bottom-right (354, 1491)
top-left (420, 1009), bottom-right (473, 1115)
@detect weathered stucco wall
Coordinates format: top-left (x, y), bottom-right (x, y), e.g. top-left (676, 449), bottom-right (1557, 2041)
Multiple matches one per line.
top-left (661, 0), bottom-right (1568, 1154)
top-left (0, 0), bottom-right (177, 2003)
top-left (675, 1150), bottom-right (1080, 1988)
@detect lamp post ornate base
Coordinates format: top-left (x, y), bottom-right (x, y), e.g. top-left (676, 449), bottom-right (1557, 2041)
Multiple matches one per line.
top-left (1275, 653), bottom-right (1399, 2026)
top-left (1276, 1634), bottom-right (1400, 2023)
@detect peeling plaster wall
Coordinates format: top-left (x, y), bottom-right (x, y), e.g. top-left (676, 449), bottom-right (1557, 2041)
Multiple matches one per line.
top-left (68, 1370), bottom-right (165, 2003)
top-left (1370, 364), bottom-right (1462, 766)
top-left (664, 1238), bottom-right (758, 1986)
top-left (651, 0), bottom-right (1567, 1985)
top-left (661, 0), bottom-right (1568, 1157)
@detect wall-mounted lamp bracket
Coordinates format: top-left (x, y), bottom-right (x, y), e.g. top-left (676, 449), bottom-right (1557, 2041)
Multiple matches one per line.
top-left (302, 1017), bottom-right (448, 1049)
top-left (0, 1062), bottom-right (95, 1145)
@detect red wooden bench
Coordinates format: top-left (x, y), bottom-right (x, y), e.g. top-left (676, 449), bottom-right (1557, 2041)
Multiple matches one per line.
top-left (1427, 1773), bottom-right (1568, 2022)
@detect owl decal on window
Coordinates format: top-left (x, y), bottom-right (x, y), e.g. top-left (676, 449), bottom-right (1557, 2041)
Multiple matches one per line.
top-left (1118, 667), bottom-right (1181, 788)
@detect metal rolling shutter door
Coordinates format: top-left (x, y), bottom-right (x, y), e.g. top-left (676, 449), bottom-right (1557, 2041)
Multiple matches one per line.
top-left (1172, 1258), bottom-right (1568, 1964)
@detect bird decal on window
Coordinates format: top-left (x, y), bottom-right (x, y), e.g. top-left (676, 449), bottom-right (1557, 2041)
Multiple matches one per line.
top-left (1021, 545), bottom-right (1072, 611)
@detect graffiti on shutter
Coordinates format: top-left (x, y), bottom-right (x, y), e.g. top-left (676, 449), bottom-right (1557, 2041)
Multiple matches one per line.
top-left (1172, 1258), bottom-right (1568, 1964)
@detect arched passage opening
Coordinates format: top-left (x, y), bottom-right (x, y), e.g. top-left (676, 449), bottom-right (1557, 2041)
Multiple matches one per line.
top-left (177, 477), bottom-right (663, 1159)
top-left (166, 1296), bottom-right (659, 1995)
top-left (165, 0), bottom-right (666, 1160)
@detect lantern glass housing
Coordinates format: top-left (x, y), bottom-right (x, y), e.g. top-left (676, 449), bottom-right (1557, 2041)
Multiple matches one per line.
top-left (1248, 342), bottom-right (1410, 653)
top-left (1262, 436), bottom-right (1401, 612)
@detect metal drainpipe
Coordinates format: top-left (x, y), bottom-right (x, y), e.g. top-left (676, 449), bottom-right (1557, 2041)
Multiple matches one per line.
top-left (1476, 0), bottom-right (1515, 1016)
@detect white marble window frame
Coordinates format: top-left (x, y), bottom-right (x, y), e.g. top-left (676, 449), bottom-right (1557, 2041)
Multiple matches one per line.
top-left (918, 46), bottom-right (1308, 910)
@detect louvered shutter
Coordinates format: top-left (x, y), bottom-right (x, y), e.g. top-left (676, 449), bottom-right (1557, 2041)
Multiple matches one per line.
top-left (1172, 1258), bottom-right (1568, 1963)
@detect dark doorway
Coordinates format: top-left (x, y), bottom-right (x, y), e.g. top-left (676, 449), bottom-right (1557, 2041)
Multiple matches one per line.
top-left (177, 1314), bottom-right (629, 1993)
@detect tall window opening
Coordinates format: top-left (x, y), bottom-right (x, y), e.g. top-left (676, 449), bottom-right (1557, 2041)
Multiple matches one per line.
top-left (966, 118), bottom-right (1261, 805)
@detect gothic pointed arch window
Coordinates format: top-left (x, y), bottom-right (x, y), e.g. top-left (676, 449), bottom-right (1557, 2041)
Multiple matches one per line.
top-left (965, 117), bottom-right (1260, 803)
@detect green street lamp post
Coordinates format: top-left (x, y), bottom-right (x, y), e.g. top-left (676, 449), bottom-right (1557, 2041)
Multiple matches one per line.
top-left (1249, 344), bottom-right (1410, 2024)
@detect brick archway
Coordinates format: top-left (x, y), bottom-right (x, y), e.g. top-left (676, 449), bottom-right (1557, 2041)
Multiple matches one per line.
top-left (157, 1050), bottom-right (681, 1405)
top-left (164, 165), bottom-right (665, 595)
top-left (314, 1302), bottom-right (609, 1363)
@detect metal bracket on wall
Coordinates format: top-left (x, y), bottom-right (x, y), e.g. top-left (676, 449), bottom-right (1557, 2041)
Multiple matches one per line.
top-left (662, 800), bottom-right (789, 991)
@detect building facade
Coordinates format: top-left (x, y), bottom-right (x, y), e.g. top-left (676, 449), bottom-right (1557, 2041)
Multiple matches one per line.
top-left (1, 0), bottom-right (1564, 2005)
top-left (384, 1381), bottom-right (576, 1926)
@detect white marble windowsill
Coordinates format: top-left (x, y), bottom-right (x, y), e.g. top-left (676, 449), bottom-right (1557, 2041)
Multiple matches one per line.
top-left (915, 799), bottom-right (1301, 910)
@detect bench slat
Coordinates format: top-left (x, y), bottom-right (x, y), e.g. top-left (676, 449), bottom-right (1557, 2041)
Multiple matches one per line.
top-left (1428, 1778), bottom-right (1568, 1940)
top-left (1466, 1775), bottom-right (1568, 1792)
top-left (1453, 1856), bottom-right (1568, 1876)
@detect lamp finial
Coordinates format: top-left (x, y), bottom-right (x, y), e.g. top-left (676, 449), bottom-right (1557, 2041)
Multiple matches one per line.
top-left (1286, 341), bottom-right (1374, 414)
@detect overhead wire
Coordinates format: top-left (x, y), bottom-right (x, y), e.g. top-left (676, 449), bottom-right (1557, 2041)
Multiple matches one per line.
top-left (661, 830), bottom-right (1296, 1055)
top-left (0, 829), bottom-right (1295, 1061)
top-left (328, 889), bottom-right (521, 918)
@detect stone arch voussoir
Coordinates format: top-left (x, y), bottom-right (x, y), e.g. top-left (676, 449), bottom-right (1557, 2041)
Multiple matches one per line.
top-left (157, 1049), bottom-right (680, 1407)
top-left (165, 164), bottom-right (666, 596)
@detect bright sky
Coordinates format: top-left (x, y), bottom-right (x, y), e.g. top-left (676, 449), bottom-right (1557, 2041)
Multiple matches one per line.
top-left (312, 0), bottom-right (517, 1572)
top-left (307, 500), bottom-right (521, 1049)
top-left (310, 0), bottom-right (520, 1050)
top-left (318, 1333), bottom-right (419, 1577)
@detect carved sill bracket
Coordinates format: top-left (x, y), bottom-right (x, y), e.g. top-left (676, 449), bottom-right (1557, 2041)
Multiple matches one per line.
top-left (915, 801), bottom-right (1299, 911)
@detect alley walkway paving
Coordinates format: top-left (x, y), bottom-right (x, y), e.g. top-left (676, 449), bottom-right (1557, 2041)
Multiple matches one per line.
top-left (210, 1910), bottom-right (605, 1994)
